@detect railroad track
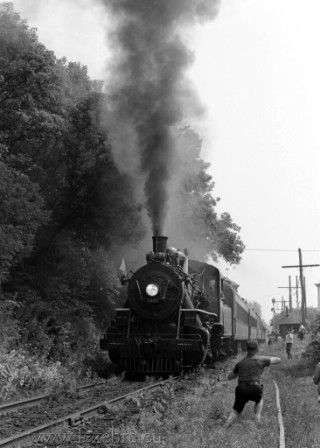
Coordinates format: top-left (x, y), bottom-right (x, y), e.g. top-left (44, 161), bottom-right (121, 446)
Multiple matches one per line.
top-left (0, 378), bottom-right (172, 448)
top-left (0, 380), bottom-right (106, 417)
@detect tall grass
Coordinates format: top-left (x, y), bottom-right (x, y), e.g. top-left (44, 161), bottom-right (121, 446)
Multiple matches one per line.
top-left (104, 337), bottom-right (320, 448)
top-left (265, 336), bottom-right (320, 448)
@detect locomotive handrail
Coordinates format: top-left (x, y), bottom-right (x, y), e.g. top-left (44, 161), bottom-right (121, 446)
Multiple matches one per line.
top-left (126, 309), bottom-right (131, 338)
top-left (136, 280), bottom-right (143, 300)
top-left (162, 280), bottom-right (170, 300)
top-left (176, 304), bottom-right (183, 339)
top-left (180, 309), bottom-right (217, 317)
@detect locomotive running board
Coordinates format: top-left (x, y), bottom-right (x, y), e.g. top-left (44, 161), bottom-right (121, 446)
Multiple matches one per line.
top-left (180, 309), bottom-right (217, 317)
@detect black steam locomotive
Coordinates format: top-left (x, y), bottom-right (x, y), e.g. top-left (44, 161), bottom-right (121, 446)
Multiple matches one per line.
top-left (100, 236), bottom-right (268, 375)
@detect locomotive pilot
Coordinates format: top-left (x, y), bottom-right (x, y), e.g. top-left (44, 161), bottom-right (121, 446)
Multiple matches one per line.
top-left (226, 340), bottom-right (281, 426)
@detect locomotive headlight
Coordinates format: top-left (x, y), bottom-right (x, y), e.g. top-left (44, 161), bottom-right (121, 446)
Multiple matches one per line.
top-left (146, 283), bottom-right (159, 297)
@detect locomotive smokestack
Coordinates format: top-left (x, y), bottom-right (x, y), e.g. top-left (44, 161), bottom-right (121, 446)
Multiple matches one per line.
top-left (152, 235), bottom-right (168, 254)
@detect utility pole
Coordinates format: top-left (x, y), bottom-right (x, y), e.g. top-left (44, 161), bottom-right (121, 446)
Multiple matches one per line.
top-left (272, 297), bottom-right (289, 316)
top-left (282, 248), bottom-right (319, 325)
top-left (289, 276), bottom-right (292, 309)
top-left (278, 275), bottom-right (301, 311)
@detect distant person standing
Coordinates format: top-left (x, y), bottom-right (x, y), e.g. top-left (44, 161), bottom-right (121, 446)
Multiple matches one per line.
top-left (276, 333), bottom-right (283, 343)
top-left (298, 324), bottom-right (306, 340)
top-left (226, 340), bottom-right (281, 426)
top-left (285, 329), bottom-right (293, 359)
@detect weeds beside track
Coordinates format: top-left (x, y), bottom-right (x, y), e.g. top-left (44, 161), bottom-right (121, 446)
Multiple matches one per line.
top-left (5, 338), bottom-right (319, 448)
top-left (75, 338), bottom-right (317, 448)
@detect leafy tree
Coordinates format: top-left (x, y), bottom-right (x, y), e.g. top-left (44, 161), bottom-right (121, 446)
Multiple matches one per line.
top-left (0, 6), bottom-right (66, 158)
top-left (58, 81), bottom-right (146, 248)
top-left (0, 162), bottom-right (49, 282)
top-left (0, 6), bottom-right (145, 344)
top-left (214, 212), bottom-right (244, 264)
top-left (29, 233), bottom-right (121, 325)
top-left (0, 6), bottom-right (145, 251)
top-left (166, 127), bottom-right (245, 264)
top-left (247, 300), bottom-right (262, 316)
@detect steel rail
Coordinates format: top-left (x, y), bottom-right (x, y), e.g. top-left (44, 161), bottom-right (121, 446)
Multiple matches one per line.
top-left (0, 378), bottom-right (171, 448)
top-left (273, 380), bottom-right (285, 448)
top-left (0, 380), bottom-right (106, 417)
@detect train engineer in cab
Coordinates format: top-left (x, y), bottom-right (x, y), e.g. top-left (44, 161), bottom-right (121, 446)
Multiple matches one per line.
top-left (226, 340), bottom-right (281, 426)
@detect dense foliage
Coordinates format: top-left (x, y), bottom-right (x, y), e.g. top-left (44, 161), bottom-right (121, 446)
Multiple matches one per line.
top-left (0, 4), bottom-right (244, 384)
top-left (0, 5), bottom-right (145, 382)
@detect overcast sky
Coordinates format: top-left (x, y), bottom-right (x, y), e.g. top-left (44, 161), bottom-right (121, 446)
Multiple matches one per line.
top-left (11, 0), bottom-right (320, 323)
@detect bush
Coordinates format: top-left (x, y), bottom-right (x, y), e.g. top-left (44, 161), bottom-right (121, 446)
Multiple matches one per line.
top-left (0, 295), bottom-right (21, 350)
top-left (301, 317), bottom-right (320, 367)
top-left (0, 349), bottom-right (76, 401)
top-left (302, 339), bottom-right (320, 364)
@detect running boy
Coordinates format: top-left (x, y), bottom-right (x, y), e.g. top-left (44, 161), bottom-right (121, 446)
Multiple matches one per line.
top-left (226, 340), bottom-right (281, 426)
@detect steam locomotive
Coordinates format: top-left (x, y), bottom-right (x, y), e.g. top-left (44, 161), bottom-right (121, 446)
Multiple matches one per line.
top-left (100, 236), bottom-right (268, 375)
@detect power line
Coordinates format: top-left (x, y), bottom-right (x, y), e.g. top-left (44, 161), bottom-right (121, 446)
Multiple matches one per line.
top-left (246, 248), bottom-right (320, 252)
top-left (250, 293), bottom-right (282, 301)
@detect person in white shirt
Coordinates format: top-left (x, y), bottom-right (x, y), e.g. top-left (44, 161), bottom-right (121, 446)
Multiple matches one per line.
top-left (285, 329), bottom-right (293, 359)
top-left (313, 362), bottom-right (320, 402)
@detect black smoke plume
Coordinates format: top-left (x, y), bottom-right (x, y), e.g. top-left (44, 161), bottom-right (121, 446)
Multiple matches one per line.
top-left (102, 0), bottom-right (220, 234)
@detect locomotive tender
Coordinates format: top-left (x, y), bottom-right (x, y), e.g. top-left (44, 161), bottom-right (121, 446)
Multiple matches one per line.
top-left (100, 235), bottom-right (267, 375)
